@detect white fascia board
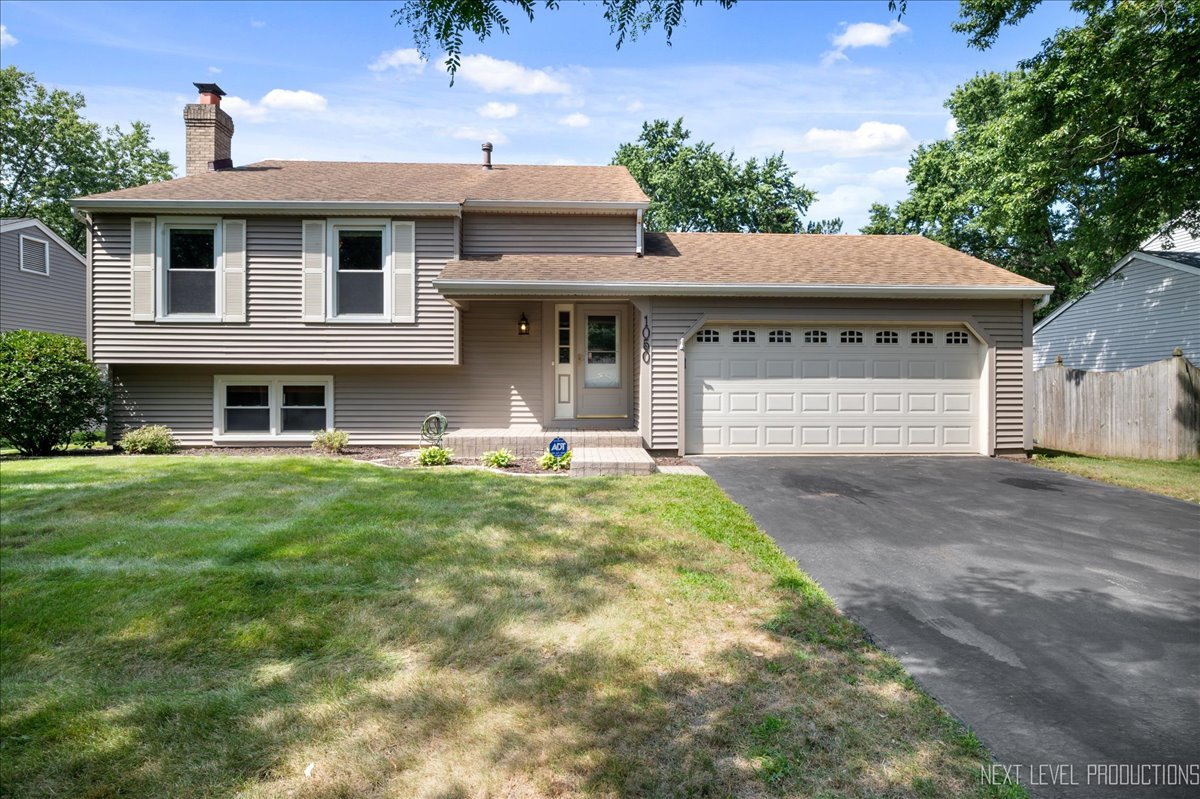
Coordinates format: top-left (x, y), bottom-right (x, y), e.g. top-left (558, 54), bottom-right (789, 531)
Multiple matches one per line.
top-left (70, 199), bottom-right (463, 215)
top-left (433, 279), bottom-right (1053, 299)
top-left (0, 218), bottom-right (86, 265)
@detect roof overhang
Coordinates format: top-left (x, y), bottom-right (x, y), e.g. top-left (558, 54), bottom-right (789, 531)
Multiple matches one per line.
top-left (433, 278), bottom-right (1054, 300)
top-left (461, 199), bottom-right (649, 214)
top-left (69, 199), bottom-right (464, 215)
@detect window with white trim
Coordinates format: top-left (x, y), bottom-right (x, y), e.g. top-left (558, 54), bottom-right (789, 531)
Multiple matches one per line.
top-left (803, 329), bottom-right (828, 344)
top-left (18, 235), bottom-right (50, 275)
top-left (840, 330), bottom-right (863, 344)
top-left (215, 376), bottom-right (333, 440)
top-left (768, 329), bottom-right (792, 344)
top-left (875, 330), bottom-right (899, 344)
top-left (695, 328), bottom-right (720, 343)
top-left (911, 330), bottom-right (934, 345)
top-left (947, 331), bottom-right (970, 345)
top-left (732, 329), bottom-right (756, 344)
top-left (159, 219), bottom-right (220, 319)
top-left (329, 220), bottom-right (390, 320)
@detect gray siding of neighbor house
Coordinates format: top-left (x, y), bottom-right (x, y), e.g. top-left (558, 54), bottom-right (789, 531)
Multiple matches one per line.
top-left (1033, 259), bottom-right (1199, 371)
top-left (91, 215), bottom-right (458, 365)
top-left (462, 213), bottom-right (636, 255)
top-left (0, 228), bottom-right (86, 338)
top-left (644, 297), bottom-right (1031, 455)
top-left (110, 301), bottom-right (544, 445)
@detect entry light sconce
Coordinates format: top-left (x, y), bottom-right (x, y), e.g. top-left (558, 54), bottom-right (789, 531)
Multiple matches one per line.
top-left (517, 313), bottom-right (530, 336)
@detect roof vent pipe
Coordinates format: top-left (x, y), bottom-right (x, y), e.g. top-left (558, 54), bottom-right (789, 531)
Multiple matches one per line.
top-left (481, 141), bottom-right (493, 170)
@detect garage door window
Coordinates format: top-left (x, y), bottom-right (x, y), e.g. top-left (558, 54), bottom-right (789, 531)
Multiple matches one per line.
top-left (911, 330), bottom-right (934, 345)
top-left (732, 329), bottom-right (756, 344)
top-left (840, 330), bottom-right (864, 344)
top-left (768, 329), bottom-right (792, 344)
top-left (947, 331), bottom-right (970, 345)
top-left (696, 329), bottom-right (720, 343)
top-left (875, 330), bottom-right (899, 345)
top-left (803, 330), bottom-right (828, 344)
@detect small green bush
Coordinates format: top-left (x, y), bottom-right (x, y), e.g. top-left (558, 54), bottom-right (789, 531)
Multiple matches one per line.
top-left (0, 330), bottom-right (111, 456)
top-left (312, 428), bottom-right (350, 454)
top-left (481, 448), bottom-right (517, 468)
top-left (70, 429), bottom-right (106, 449)
top-left (417, 446), bottom-right (453, 466)
top-left (119, 425), bottom-right (177, 454)
top-left (538, 449), bottom-right (572, 471)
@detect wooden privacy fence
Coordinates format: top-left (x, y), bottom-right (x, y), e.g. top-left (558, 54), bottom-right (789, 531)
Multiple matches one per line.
top-left (1032, 351), bottom-right (1200, 459)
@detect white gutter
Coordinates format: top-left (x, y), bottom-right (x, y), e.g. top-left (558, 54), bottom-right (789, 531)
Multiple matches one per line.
top-left (69, 199), bottom-right (464, 215)
top-left (432, 278), bottom-right (1054, 299)
top-left (462, 199), bottom-right (649, 212)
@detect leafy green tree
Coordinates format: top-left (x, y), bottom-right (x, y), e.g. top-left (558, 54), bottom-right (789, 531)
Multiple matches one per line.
top-left (394, 0), bottom-right (735, 78)
top-left (613, 119), bottom-right (840, 234)
top-left (0, 331), bottom-right (111, 456)
top-left (864, 1), bottom-right (1200, 300)
top-left (0, 66), bottom-right (174, 251)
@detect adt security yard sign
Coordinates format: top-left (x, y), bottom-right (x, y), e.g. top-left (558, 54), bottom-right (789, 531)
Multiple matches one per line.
top-left (548, 437), bottom-right (569, 457)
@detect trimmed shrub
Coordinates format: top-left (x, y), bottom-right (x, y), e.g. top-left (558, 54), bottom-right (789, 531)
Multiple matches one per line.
top-left (0, 330), bottom-right (110, 456)
top-left (538, 449), bottom-right (572, 471)
top-left (417, 446), bottom-right (453, 466)
top-left (119, 425), bottom-right (177, 454)
top-left (481, 448), bottom-right (517, 468)
top-left (312, 428), bottom-right (350, 454)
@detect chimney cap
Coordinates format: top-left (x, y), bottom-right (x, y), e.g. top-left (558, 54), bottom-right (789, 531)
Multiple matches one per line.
top-left (193, 82), bottom-right (226, 97)
top-left (481, 141), bottom-right (493, 151)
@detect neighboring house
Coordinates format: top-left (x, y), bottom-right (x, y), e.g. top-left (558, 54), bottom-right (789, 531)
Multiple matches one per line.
top-left (70, 83), bottom-right (1052, 456)
top-left (1033, 227), bottom-right (1200, 371)
top-left (0, 217), bottom-right (87, 339)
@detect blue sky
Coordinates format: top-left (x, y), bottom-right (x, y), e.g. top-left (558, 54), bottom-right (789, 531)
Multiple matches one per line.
top-left (0, 0), bottom-right (1079, 230)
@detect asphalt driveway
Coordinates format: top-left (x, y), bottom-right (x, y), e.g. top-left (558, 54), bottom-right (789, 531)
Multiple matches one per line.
top-left (693, 456), bottom-right (1199, 798)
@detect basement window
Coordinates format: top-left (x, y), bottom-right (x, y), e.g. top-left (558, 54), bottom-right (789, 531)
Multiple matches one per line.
top-left (215, 376), bottom-right (333, 441)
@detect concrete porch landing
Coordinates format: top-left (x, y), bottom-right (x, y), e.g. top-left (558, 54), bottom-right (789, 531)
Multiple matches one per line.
top-left (572, 447), bottom-right (656, 477)
top-left (443, 427), bottom-right (642, 459)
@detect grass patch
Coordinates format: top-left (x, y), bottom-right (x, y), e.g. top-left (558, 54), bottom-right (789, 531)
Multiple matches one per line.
top-left (1031, 449), bottom-right (1200, 503)
top-left (1, 456), bottom-right (1018, 798)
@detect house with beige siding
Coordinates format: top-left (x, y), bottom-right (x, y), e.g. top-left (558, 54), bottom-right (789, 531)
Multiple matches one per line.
top-left (71, 83), bottom-right (1052, 457)
top-left (0, 218), bottom-right (87, 339)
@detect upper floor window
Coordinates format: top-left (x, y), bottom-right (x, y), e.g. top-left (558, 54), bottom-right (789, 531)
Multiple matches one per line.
top-left (768, 329), bottom-right (792, 344)
top-left (334, 226), bottom-right (386, 317)
top-left (695, 328), bottom-right (720, 343)
top-left (732, 329), bottom-right (756, 344)
top-left (875, 330), bottom-right (899, 345)
top-left (911, 330), bottom-right (934, 345)
top-left (160, 219), bottom-right (220, 319)
top-left (18, 235), bottom-right (50, 275)
top-left (947, 331), bottom-right (970, 345)
top-left (803, 329), bottom-right (828, 344)
top-left (840, 330), bottom-right (863, 344)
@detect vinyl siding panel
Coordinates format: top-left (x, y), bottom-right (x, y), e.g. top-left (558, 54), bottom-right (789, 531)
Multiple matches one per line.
top-left (91, 215), bottom-right (457, 364)
top-left (0, 229), bottom-right (86, 338)
top-left (1033, 259), bottom-right (1199, 371)
top-left (110, 301), bottom-right (544, 445)
top-left (462, 213), bottom-right (636, 255)
top-left (645, 297), bottom-right (1028, 454)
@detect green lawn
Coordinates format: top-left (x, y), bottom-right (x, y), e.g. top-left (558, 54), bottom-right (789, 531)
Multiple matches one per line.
top-left (1031, 449), bottom-right (1200, 503)
top-left (1, 456), bottom-right (1019, 798)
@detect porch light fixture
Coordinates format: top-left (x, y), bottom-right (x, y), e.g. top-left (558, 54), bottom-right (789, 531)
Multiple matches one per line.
top-left (517, 313), bottom-right (530, 335)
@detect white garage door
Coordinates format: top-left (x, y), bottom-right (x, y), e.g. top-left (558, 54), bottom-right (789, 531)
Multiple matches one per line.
top-left (685, 324), bottom-right (984, 454)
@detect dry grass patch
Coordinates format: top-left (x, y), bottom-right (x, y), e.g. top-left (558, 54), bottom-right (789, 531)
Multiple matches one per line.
top-left (1, 456), bottom-right (1021, 798)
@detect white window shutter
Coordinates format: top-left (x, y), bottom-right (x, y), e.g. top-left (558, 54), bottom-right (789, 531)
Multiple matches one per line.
top-left (222, 219), bottom-right (247, 323)
top-left (302, 220), bottom-right (326, 322)
top-left (130, 217), bottom-right (156, 321)
top-left (391, 220), bottom-right (415, 323)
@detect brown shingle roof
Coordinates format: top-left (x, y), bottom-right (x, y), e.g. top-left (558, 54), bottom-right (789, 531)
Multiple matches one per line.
top-left (436, 231), bottom-right (1050, 293)
top-left (75, 160), bottom-right (648, 204)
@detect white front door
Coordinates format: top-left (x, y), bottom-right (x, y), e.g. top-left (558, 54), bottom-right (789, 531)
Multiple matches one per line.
top-left (685, 324), bottom-right (984, 454)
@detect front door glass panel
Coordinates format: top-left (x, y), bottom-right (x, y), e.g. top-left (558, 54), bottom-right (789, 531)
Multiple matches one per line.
top-left (584, 315), bottom-right (619, 388)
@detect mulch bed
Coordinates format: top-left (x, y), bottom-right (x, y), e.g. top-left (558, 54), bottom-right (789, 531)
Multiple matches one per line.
top-left (177, 445), bottom-right (553, 474)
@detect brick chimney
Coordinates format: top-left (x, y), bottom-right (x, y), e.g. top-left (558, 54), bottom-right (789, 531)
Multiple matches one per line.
top-left (184, 82), bottom-right (234, 175)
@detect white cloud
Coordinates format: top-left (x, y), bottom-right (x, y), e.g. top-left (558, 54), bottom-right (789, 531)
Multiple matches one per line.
top-left (446, 126), bottom-right (509, 146)
top-left (455, 54), bottom-right (571, 95)
top-left (811, 184), bottom-right (886, 222)
top-left (369, 48), bottom-right (425, 73)
top-left (625, 99), bottom-right (644, 113)
top-left (821, 20), bottom-right (909, 67)
top-left (223, 89), bottom-right (328, 122)
top-left (0, 25), bottom-right (17, 48)
top-left (781, 121), bottom-right (915, 157)
top-left (944, 117), bottom-right (958, 137)
top-left (207, 65), bottom-right (222, 75)
top-left (477, 101), bottom-right (518, 119)
top-left (558, 112), bottom-right (590, 128)
top-left (250, 18), bottom-right (266, 28)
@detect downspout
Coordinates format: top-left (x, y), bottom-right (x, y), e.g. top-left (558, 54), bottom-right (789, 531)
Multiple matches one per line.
top-left (1033, 293), bottom-right (1051, 312)
top-left (635, 208), bottom-right (644, 257)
